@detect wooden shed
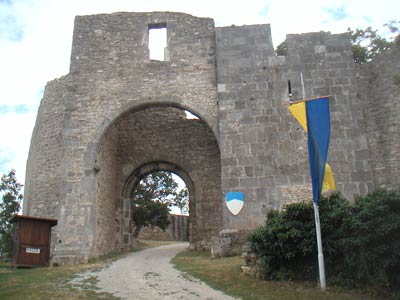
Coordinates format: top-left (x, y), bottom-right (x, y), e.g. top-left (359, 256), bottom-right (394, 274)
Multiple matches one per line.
top-left (11, 215), bottom-right (57, 267)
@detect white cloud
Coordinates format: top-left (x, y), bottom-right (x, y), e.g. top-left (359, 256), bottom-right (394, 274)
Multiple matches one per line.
top-left (0, 0), bottom-right (398, 185)
top-left (261, 0), bottom-right (399, 44)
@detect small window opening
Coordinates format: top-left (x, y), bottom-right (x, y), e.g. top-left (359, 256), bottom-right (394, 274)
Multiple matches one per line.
top-left (148, 25), bottom-right (167, 61)
top-left (185, 110), bottom-right (199, 120)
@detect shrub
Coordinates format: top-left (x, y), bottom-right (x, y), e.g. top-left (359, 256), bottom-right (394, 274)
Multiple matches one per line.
top-left (249, 202), bottom-right (316, 280)
top-left (248, 188), bottom-right (400, 295)
top-left (339, 189), bottom-right (400, 291)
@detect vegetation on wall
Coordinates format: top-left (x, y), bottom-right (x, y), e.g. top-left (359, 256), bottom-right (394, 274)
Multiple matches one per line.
top-left (275, 40), bottom-right (287, 56)
top-left (248, 189), bottom-right (400, 296)
top-left (0, 170), bottom-right (23, 257)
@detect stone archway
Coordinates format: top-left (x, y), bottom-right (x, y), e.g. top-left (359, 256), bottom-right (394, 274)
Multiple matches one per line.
top-left (23, 12), bottom-right (222, 264)
top-left (121, 161), bottom-right (196, 246)
top-left (91, 104), bottom-right (222, 257)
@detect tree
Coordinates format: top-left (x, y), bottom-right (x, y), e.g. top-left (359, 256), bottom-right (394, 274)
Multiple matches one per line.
top-left (131, 196), bottom-right (170, 238)
top-left (275, 40), bottom-right (287, 56)
top-left (0, 170), bottom-right (23, 257)
top-left (173, 188), bottom-right (189, 215)
top-left (130, 171), bottom-right (188, 238)
top-left (349, 20), bottom-right (399, 63)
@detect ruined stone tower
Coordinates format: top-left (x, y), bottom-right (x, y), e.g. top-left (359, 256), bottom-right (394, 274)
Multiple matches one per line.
top-left (24, 12), bottom-right (400, 263)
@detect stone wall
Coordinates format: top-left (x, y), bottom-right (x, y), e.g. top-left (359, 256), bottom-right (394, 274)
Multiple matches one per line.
top-left (93, 123), bottom-right (120, 255)
top-left (115, 106), bottom-right (221, 250)
top-left (23, 77), bottom-right (69, 218)
top-left (24, 11), bottom-right (399, 263)
top-left (211, 229), bottom-right (248, 258)
top-left (139, 214), bottom-right (189, 241)
top-left (216, 27), bottom-right (374, 231)
top-left (24, 12), bottom-right (221, 263)
top-left (358, 42), bottom-right (400, 188)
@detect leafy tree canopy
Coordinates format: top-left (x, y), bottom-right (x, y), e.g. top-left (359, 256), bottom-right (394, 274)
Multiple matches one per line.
top-left (348, 20), bottom-right (399, 63)
top-left (174, 188), bottom-right (189, 215)
top-left (0, 169), bottom-right (23, 256)
top-left (130, 171), bottom-right (188, 238)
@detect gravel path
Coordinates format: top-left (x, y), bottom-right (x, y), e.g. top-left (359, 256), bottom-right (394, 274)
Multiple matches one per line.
top-left (74, 243), bottom-right (238, 300)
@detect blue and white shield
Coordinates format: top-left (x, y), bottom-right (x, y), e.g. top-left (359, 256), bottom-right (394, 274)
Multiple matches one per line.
top-left (226, 192), bottom-right (244, 215)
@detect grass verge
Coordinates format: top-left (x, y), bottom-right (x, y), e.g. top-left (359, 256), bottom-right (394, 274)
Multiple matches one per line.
top-left (172, 250), bottom-right (381, 300)
top-left (0, 260), bottom-right (119, 300)
top-left (0, 240), bottom-right (175, 300)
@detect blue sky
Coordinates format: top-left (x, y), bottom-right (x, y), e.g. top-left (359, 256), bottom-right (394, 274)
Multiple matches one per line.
top-left (0, 0), bottom-right (399, 185)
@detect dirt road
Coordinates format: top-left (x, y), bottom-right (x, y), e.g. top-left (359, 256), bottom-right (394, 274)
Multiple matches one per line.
top-left (75, 243), bottom-right (238, 300)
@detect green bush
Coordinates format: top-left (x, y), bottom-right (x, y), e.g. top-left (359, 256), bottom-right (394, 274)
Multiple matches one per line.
top-left (249, 202), bottom-right (316, 280)
top-left (248, 188), bottom-right (400, 294)
top-left (339, 189), bottom-right (400, 290)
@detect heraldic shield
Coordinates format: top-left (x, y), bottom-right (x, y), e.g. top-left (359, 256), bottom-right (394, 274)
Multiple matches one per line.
top-left (226, 192), bottom-right (244, 215)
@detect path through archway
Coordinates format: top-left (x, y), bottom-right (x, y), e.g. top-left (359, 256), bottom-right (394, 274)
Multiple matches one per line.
top-left (92, 105), bottom-right (222, 256)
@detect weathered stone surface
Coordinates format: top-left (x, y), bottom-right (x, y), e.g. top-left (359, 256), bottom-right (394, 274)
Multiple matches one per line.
top-left (216, 28), bottom-right (377, 230)
top-left (241, 242), bottom-right (259, 277)
top-left (211, 229), bottom-right (248, 257)
top-left (139, 214), bottom-right (189, 241)
top-left (358, 43), bottom-right (400, 189)
top-left (25, 12), bottom-right (221, 263)
top-left (23, 12), bottom-right (400, 263)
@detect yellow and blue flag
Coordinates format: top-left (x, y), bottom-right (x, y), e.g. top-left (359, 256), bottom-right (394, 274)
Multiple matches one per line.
top-left (306, 97), bottom-right (331, 204)
top-left (288, 97), bottom-right (335, 203)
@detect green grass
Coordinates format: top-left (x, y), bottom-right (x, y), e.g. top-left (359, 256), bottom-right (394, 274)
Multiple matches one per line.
top-left (172, 250), bottom-right (381, 300)
top-left (0, 261), bottom-right (119, 300)
top-left (2, 243), bottom-right (380, 300)
top-left (0, 240), bottom-right (176, 300)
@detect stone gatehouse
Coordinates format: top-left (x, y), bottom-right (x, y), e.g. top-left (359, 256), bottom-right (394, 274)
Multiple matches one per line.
top-left (23, 12), bottom-right (400, 263)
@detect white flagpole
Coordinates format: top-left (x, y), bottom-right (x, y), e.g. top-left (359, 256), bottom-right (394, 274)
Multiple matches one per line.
top-left (313, 202), bottom-right (326, 291)
top-left (301, 72), bottom-right (327, 291)
top-left (300, 72), bottom-right (306, 100)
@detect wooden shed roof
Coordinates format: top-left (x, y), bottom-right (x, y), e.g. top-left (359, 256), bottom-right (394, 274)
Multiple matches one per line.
top-left (10, 215), bottom-right (57, 227)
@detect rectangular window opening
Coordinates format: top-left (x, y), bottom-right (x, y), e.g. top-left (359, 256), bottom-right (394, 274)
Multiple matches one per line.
top-left (148, 24), bottom-right (167, 61)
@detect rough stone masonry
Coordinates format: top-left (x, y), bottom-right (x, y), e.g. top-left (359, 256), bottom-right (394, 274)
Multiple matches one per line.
top-left (23, 12), bottom-right (400, 264)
